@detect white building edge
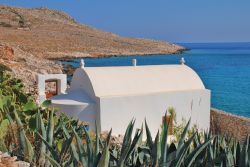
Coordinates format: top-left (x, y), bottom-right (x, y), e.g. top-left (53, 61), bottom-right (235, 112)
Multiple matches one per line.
top-left (37, 58), bottom-right (210, 137)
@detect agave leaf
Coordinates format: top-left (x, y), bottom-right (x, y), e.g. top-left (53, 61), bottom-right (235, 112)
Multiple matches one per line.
top-left (29, 116), bottom-right (37, 130)
top-left (0, 140), bottom-right (8, 153)
top-left (62, 125), bottom-right (79, 162)
top-left (118, 119), bottom-right (135, 166)
top-left (239, 135), bottom-right (249, 167)
top-left (41, 100), bottom-right (52, 108)
top-left (54, 118), bottom-right (64, 137)
top-left (193, 135), bottom-right (198, 149)
top-left (94, 153), bottom-right (102, 167)
top-left (138, 124), bottom-right (144, 145)
top-left (138, 151), bottom-right (144, 164)
top-left (3, 105), bottom-right (14, 123)
top-left (0, 119), bottom-right (9, 139)
top-left (167, 143), bottom-right (177, 166)
top-left (145, 119), bottom-right (153, 149)
top-left (23, 100), bottom-right (38, 114)
top-left (172, 133), bottom-right (196, 167)
top-left (110, 150), bottom-right (119, 166)
top-left (184, 137), bottom-right (213, 167)
top-left (226, 151), bottom-right (235, 167)
top-left (231, 140), bottom-right (236, 163)
top-left (195, 132), bottom-right (202, 146)
top-left (95, 121), bottom-right (100, 163)
top-left (166, 149), bottom-right (177, 165)
top-left (73, 128), bottom-right (87, 167)
top-left (44, 153), bottom-right (61, 167)
top-left (177, 119), bottom-right (191, 152)
top-left (0, 95), bottom-right (10, 111)
top-left (47, 109), bottom-right (55, 146)
top-left (213, 136), bottom-right (218, 158)
top-left (59, 133), bottom-right (74, 163)
top-left (160, 113), bottom-right (169, 166)
top-left (83, 125), bottom-right (94, 167)
top-left (62, 153), bottom-right (75, 167)
top-left (44, 109), bottom-right (55, 167)
top-left (13, 108), bottom-right (34, 162)
top-left (208, 144), bottom-right (214, 164)
top-left (0, 96), bottom-right (4, 111)
top-left (125, 126), bottom-right (143, 162)
top-left (37, 132), bottom-right (60, 162)
top-left (152, 130), bottom-right (160, 166)
top-left (36, 109), bottom-right (47, 165)
top-left (97, 129), bottom-right (112, 167)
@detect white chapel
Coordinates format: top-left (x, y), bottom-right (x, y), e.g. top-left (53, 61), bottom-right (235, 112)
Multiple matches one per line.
top-left (37, 58), bottom-right (211, 137)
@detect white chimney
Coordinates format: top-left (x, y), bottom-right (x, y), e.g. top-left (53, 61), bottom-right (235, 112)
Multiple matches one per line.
top-left (180, 57), bottom-right (185, 65)
top-left (132, 59), bottom-right (137, 66)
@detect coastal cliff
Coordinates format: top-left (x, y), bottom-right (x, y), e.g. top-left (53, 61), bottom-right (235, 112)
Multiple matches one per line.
top-left (0, 5), bottom-right (185, 92)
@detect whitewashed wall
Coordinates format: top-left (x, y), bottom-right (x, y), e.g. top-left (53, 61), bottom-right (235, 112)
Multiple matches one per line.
top-left (99, 89), bottom-right (210, 137)
top-left (37, 74), bottom-right (67, 104)
top-left (52, 102), bottom-right (97, 131)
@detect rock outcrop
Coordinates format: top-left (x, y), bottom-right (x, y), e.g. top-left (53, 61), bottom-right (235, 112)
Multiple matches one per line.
top-left (0, 151), bottom-right (30, 167)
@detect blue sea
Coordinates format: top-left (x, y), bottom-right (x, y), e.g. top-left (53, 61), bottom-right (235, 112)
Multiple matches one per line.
top-left (61, 42), bottom-right (250, 117)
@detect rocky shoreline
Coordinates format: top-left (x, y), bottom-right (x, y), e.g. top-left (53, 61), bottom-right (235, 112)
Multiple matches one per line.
top-left (56, 49), bottom-right (187, 61)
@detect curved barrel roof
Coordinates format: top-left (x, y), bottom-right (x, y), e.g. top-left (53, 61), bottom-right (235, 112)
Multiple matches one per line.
top-left (70, 65), bottom-right (205, 98)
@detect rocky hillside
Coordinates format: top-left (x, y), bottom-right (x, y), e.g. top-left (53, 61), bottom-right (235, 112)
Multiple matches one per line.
top-left (0, 5), bottom-right (185, 93)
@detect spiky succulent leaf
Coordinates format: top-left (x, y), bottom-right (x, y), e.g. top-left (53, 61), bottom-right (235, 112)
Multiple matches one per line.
top-left (184, 138), bottom-right (213, 167)
top-left (118, 119), bottom-right (135, 167)
top-left (37, 132), bottom-right (60, 162)
top-left (13, 108), bottom-right (34, 162)
top-left (83, 125), bottom-right (94, 167)
top-left (59, 133), bottom-right (74, 163)
top-left (44, 153), bottom-right (61, 167)
top-left (95, 121), bottom-right (100, 164)
top-left (172, 133), bottom-right (196, 167)
top-left (36, 109), bottom-right (47, 165)
top-left (160, 113), bottom-right (169, 166)
top-left (40, 100), bottom-right (52, 108)
top-left (97, 129), bottom-right (112, 167)
top-left (72, 128), bottom-right (87, 167)
top-left (177, 119), bottom-right (191, 151)
top-left (47, 109), bottom-right (54, 146)
top-left (62, 125), bottom-right (79, 162)
top-left (145, 119), bottom-right (153, 149)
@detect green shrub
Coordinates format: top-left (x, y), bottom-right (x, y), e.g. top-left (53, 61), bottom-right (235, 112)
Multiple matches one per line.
top-left (0, 64), bottom-right (11, 72)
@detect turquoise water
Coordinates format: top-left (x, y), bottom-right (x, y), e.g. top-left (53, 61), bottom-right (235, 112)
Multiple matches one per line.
top-left (61, 43), bottom-right (250, 117)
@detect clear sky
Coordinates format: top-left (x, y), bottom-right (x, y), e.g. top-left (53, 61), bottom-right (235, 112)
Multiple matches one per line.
top-left (1, 0), bottom-right (250, 43)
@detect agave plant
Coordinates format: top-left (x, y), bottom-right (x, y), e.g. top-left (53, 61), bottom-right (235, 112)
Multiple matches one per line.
top-left (0, 72), bottom-right (29, 106)
top-left (202, 134), bottom-right (250, 167)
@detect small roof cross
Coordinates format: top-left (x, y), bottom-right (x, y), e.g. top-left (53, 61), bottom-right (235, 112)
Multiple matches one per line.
top-left (80, 59), bottom-right (85, 68)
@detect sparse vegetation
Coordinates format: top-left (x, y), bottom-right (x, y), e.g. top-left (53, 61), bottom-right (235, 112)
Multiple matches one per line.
top-left (0, 22), bottom-right (12, 28)
top-left (0, 64), bottom-right (11, 72)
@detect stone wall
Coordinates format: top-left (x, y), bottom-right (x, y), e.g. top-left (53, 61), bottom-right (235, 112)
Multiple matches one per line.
top-left (210, 108), bottom-right (250, 141)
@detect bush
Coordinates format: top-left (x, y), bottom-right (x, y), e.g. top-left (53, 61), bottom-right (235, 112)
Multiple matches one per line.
top-left (0, 64), bottom-right (11, 72)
